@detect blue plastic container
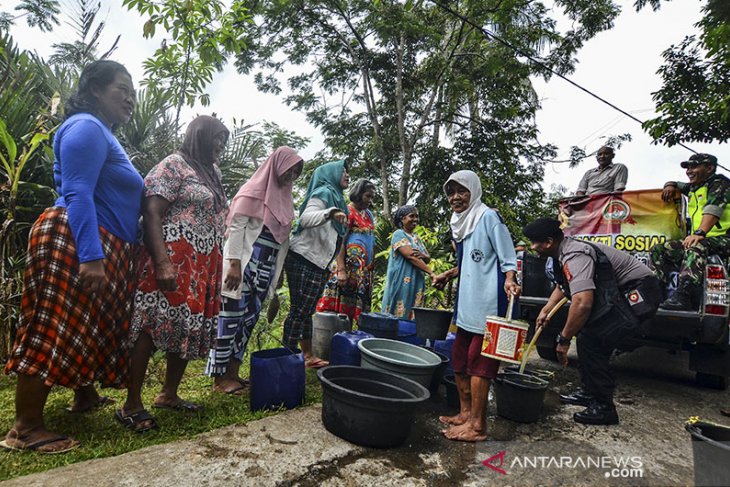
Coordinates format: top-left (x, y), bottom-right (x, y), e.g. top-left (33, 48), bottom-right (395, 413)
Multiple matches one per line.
top-left (397, 319), bottom-right (426, 347)
top-left (433, 332), bottom-right (456, 376)
top-left (358, 312), bottom-right (399, 339)
top-left (329, 330), bottom-right (374, 366)
top-left (250, 347), bottom-right (305, 411)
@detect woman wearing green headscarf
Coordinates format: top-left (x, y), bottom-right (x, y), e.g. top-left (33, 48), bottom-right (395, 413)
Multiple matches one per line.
top-left (283, 160), bottom-right (349, 368)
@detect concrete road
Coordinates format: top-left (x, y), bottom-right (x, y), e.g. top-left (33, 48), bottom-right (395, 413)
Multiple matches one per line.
top-left (3, 347), bottom-right (728, 486)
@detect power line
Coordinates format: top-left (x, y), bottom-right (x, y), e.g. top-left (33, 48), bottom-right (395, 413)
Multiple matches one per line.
top-left (428, 0), bottom-right (698, 155)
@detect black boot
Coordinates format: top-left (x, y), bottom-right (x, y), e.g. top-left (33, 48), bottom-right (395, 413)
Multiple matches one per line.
top-left (559, 387), bottom-right (596, 407)
top-left (574, 401), bottom-right (619, 425)
top-left (659, 277), bottom-right (698, 311)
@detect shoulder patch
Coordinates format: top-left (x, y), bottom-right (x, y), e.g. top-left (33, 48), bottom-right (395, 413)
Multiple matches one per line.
top-left (563, 262), bottom-right (573, 282)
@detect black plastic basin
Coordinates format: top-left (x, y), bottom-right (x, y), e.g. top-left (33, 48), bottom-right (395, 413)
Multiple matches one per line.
top-left (317, 365), bottom-right (430, 448)
top-left (412, 307), bottom-right (453, 340)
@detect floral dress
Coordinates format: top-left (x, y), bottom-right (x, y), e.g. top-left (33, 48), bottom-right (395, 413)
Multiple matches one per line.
top-left (131, 154), bottom-right (227, 359)
top-left (316, 204), bottom-right (376, 323)
top-left (381, 229), bottom-right (428, 320)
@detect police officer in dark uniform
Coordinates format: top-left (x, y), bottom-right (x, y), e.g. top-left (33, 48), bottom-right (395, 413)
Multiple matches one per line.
top-left (523, 218), bottom-right (663, 425)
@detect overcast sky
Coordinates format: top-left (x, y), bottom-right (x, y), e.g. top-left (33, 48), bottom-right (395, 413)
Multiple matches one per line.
top-left (6, 0), bottom-right (728, 195)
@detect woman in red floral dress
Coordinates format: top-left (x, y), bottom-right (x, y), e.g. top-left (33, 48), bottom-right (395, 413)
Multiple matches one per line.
top-left (117, 115), bottom-right (229, 432)
top-left (316, 179), bottom-right (377, 324)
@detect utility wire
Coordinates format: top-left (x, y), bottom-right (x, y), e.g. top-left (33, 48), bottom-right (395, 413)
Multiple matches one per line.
top-left (428, 0), bottom-right (698, 155)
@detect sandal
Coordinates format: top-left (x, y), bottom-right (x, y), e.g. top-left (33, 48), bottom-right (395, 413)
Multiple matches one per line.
top-left (65, 395), bottom-right (115, 414)
top-left (0, 435), bottom-right (80, 454)
top-left (152, 399), bottom-right (204, 413)
top-left (114, 409), bottom-right (158, 433)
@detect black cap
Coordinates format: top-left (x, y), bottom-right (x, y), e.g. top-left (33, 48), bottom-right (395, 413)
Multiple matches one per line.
top-left (681, 153), bottom-right (718, 168)
top-left (523, 217), bottom-right (563, 241)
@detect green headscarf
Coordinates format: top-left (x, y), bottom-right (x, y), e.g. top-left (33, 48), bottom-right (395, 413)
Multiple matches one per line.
top-left (293, 160), bottom-right (349, 236)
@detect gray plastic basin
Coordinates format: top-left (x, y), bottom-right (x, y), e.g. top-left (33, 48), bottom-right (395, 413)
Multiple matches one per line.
top-left (358, 338), bottom-right (441, 387)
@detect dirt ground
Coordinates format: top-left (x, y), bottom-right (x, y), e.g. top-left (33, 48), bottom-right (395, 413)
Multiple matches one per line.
top-left (4, 346), bottom-right (729, 486)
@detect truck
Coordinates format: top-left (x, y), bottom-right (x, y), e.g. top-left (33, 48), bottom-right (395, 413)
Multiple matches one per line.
top-left (517, 189), bottom-right (730, 389)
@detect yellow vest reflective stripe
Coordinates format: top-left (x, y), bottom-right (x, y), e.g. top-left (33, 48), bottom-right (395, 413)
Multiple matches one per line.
top-left (688, 185), bottom-right (730, 237)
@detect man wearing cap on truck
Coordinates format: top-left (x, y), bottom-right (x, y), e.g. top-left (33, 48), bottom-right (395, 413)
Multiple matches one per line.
top-left (523, 218), bottom-right (663, 425)
top-left (651, 153), bottom-right (730, 311)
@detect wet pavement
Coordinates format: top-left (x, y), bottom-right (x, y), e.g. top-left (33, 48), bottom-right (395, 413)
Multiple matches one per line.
top-left (3, 347), bottom-right (729, 486)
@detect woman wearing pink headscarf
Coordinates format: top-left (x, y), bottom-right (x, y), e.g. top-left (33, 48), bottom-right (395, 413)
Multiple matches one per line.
top-left (205, 147), bottom-right (304, 394)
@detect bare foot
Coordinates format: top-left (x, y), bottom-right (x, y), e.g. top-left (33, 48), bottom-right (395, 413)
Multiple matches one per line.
top-left (443, 422), bottom-right (488, 442)
top-left (439, 412), bottom-right (469, 426)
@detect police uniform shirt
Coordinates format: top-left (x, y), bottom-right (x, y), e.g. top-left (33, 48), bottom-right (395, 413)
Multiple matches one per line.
top-left (577, 163), bottom-right (628, 195)
top-left (558, 237), bottom-right (654, 295)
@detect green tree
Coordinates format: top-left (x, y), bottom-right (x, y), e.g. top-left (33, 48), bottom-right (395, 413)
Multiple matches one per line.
top-left (237, 0), bottom-right (620, 220)
top-left (122, 0), bottom-right (254, 129)
top-left (637, 0), bottom-right (730, 145)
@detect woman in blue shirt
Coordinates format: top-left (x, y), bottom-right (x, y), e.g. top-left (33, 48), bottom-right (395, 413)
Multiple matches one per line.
top-left (2, 61), bottom-right (142, 453)
top-left (433, 170), bottom-right (520, 442)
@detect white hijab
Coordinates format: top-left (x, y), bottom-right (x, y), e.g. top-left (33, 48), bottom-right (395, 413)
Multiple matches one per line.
top-left (444, 170), bottom-right (488, 243)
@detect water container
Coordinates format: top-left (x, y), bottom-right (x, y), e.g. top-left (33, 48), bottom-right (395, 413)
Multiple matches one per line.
top-left (250, 347), bottom-right (305, 411)
top-left (686, 421), bottom-right (730, 487)
top-left (493, 372), bottom-right (548, 423)
top-left (358, 312), bottom-right (399, 339)
top-left (329, 330), bottom-right (374, 366)
top-left (397, 319), bottom-right (426, 346)
top-left (434, 332), bottom-right (456, 376)
top-left (312, 312), bottom-right (351, 360)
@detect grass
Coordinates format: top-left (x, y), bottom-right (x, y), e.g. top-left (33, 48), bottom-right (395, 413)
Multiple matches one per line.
top-left (0, 309), bottom-right (325, 482)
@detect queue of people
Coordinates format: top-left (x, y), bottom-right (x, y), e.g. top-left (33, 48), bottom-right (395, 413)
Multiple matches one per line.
top-left (1, 58), bottom-right (728, 453)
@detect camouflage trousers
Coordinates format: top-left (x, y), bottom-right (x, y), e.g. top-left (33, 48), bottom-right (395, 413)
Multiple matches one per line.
top-left (649, 235), bottom-right (730, 285)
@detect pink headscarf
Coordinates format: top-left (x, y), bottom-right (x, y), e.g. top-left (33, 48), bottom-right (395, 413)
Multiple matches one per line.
top-left (226, 146), bottom-right (303, 244)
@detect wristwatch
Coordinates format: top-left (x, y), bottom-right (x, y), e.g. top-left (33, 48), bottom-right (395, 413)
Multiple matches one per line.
top-left (555, 333), bottom-right (571, 346)
top-left (693, 229), bottom-right (707, 237)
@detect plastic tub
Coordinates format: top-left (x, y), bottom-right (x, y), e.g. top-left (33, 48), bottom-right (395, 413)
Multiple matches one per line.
top-left (493, 372), bottom-right (548, 423)
top-left (686, 421), bottom-right (730, 486)
top-left (412, 307), bottom-right (453, 340)
top-left (397, 319), bottom-right (426, 347)
top-left (358, 338), bottom-right (441, 388)
top-left (317, 365), bottom-right (430, 447)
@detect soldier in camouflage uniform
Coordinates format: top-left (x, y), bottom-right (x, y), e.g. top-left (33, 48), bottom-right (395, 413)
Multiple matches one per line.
top-left (650, 153), bottom-right (730, 310)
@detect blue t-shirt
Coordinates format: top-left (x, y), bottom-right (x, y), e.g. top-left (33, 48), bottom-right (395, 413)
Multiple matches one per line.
top-left (53, 113), bottom-right (144, 262)
top-left (453, 209), bottom-right (517, 334)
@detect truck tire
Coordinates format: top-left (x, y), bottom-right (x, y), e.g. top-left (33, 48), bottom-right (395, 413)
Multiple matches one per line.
top-left (696, 372), bottom-right (729, 390)
top-left (536, 345), bottom-right (558, 362)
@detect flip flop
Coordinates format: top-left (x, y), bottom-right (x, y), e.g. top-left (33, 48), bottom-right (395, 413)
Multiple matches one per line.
top-left (213, 383), bottom-right (246, 396)
top-left (152, 399), bottom-right (204, 413)
top-left (0, 435), bottom-right (80, 454)
top-left (114, 409), bottom-right (158, 433)
top-left (65, 395), bottom-right (115, 414)
top-left (305, 358), bottom-right (329, 369)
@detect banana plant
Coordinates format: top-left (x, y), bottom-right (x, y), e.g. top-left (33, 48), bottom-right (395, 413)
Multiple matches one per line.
top-left (0, 99), bottom-right (58, 357)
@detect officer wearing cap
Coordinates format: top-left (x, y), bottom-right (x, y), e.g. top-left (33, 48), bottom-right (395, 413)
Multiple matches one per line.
top-left (650, 153), bottom-right (730, 310)
top-left (523, 218), bottom-right (662, 425)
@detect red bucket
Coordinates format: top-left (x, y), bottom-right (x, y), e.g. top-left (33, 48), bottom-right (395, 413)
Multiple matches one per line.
top-left (480, 316), bottom-right (529, 365)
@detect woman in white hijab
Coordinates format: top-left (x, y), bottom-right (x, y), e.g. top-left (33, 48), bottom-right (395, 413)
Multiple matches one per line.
top-left (433, 169), bottom-right (520, 442)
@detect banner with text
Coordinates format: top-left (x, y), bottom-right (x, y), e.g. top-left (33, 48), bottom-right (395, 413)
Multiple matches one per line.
top-left (558, 189), bottom-right (686, 266)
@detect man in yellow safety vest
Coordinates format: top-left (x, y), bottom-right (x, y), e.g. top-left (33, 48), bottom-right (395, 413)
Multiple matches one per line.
top-left (650, 153), bottom-right (730, 310)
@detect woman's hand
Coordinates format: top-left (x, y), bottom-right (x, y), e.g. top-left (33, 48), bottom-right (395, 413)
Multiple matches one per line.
top-left (155, 259), bottom-right (178, 292)
top-left (329, 209), bottom-right (347, 225)
top-left (336, 269), bottom-right (348, 287)
top-left (224, 259), bottom-right (242, 291)
top-left (79, 260), bottom-right (108, 293)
